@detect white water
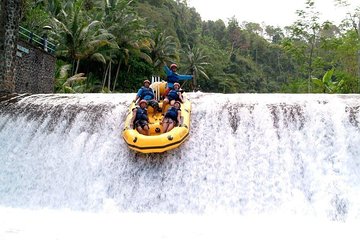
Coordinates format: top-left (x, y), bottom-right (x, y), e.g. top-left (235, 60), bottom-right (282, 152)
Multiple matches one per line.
top-left (1, 93), bottom-right (360, 239)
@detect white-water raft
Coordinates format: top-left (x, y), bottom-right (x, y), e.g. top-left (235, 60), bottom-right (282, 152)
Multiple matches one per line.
top-left (122, 81), bottom-right (191, 153)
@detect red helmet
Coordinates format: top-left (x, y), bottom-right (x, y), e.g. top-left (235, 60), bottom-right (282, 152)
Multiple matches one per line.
top-left (174, 82), bottom-right (180, 87)
top-left (170, 63), bottom-right (177, 69)
top-left (139, 99), bottom-right (148, 106)
top-left (143, 79), bottom-right (150, 84)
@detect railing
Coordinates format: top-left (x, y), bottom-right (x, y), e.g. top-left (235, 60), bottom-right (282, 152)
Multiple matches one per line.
top-left (18, 26), bottom-right (56, 54)
top-left (151, 76), bottom-right (162, 101)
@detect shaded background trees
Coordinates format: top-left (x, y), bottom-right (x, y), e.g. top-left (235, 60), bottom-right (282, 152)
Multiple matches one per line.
top-left (17, 0), bottom-right (360, 93)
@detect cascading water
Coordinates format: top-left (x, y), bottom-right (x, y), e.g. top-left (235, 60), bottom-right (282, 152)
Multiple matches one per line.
top-left (1, 93), bottom-right (360, 239)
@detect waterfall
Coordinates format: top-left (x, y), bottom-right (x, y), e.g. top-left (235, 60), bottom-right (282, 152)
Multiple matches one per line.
top-left (1, 93), bottom-right (360, 224)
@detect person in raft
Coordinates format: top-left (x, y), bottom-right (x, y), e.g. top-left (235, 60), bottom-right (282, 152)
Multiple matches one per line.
top-left (162, 82), bottom-right (183, 111)
top-left (163, 63), bottom-right (192, 96)
top-left (161, 101), bottom-right (182, 133)
top-left (130, 99), bottom-right (149, 135)
top-left (133, 79), bottom-right (162, 113)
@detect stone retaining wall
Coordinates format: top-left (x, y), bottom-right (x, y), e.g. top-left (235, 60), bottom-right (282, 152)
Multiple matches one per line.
top-left (15, 39), bottom-right (56, 93)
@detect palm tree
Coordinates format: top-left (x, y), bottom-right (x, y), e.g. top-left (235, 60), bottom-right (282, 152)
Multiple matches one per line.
top-left (147, 30), bottom-right (178, 75)
top-left (183, 44), bottom-right (210, 90)
top-left (101, 0), bottom-right (149, 91)
top-left (30, 0), bottom-right (63, 18)
top-left (52, 0), bottom-right (116, 75)
top-left (55, 64), bottom-right (87, 93)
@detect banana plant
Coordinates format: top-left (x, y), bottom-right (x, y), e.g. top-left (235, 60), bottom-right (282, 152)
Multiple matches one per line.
top-left (312, 68), bottom-right (342, 93)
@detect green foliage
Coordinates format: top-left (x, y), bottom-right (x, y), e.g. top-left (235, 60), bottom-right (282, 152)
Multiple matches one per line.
top-left (182, 44), bottom-right (210, 90)
top-left (54, 61), bottom-right (71, 92)
top-left (115, 56), bottom-right (154, 92)
top-left (147, 30), bottom-right (178, 74)
top-left (312, 68), bottom-right (338, 93)
top-left (54, 63), bottom-right (88, 93)
top-left (21, 5), bottom-right (51, 32)
top-left (281, 79), bottom-right (308, 93)
top-left (20, 0), bottom-right (360, 93)
top-left (135, 2), bottom-right (178, 39)
top-left (51, 0), bottom-right (117, 75)
top-left (224, 53), bottom-right (265, 93)
top-left (195, 36), bottom-right (229, 92)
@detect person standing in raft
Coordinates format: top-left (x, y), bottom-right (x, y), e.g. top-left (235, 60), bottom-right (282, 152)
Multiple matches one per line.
top-left (133, 79), bottom-right (162, 113)
top-left (130, 99), bottom-right (150, 135)
top-left (163, 63), bottom-right (192, 96)
top-left (161, 101), bottom-right (182, 133)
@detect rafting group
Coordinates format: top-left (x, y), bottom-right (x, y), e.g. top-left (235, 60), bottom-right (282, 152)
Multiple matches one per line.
top-left (122, 63), bottom-right (193, 153)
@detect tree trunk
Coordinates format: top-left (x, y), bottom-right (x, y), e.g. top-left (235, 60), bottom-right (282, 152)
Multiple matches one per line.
top-left (107, 61), bottom-right (111, 91)
top-left (192, 74), bottom-right (197, 91)
top-left (74, 59), bottom-right (80, 75)
top-left (191, 68), bottom-right (197, 91)
top-left (102, 62), bottom-right (110, 90)
top-left (0, 0), bottom-right (23, 95)
top-left (308, 29), bottom-right (316, 93)
top-left (277, 52), bottom-right (283, 82)
top-left (112, 60), bottom-right (121, 92)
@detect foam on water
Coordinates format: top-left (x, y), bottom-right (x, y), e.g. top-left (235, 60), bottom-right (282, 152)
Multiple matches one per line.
top-left (1, 93), bottom-right (360, 238)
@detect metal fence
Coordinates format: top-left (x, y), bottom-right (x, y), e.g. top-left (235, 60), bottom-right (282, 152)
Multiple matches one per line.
top-left (18, 26), bottom-right (56, 54)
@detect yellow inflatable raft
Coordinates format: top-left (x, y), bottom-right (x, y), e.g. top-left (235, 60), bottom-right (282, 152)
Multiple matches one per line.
top-left (122, 81), bottom-right (191, 153)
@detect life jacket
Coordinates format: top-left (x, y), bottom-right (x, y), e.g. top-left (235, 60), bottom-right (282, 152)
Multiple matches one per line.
top-left (165, 107), bottom-right (179, 120)
top-left (167, 89), bottom-right (179, 100)
top-left (136, 107), bottom-right (148, 121)
top-left (140, 87), bottom-right (154, 100)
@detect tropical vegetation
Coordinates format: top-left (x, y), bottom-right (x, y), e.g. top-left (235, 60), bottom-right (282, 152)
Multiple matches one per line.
top-left (19, 0), bottom-right (360, 93)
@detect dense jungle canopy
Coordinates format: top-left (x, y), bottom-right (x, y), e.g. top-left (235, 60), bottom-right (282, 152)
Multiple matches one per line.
top-left (19, 0), bottom-right (360, 93)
